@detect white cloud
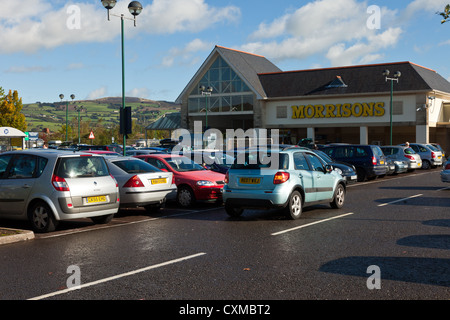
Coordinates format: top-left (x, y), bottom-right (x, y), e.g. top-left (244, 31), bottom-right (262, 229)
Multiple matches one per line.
top-left (0, 0), bottom-right (240, 54)
top-left (86, 86), bottom-right (107, 100)
top-left (127, 87), bottom-right (150, 98)
top-left (242, 0), bottom-right (402, 66)
top-left (162, 38), bottom-right (212, 67)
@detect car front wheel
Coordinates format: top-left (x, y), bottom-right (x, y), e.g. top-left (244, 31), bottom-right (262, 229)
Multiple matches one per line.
top-left (177, 186), bottom-right (195, 207)
top-left (285, 190), bottom-right (302, 220)
top-left (330, 184), bottom-right (345, 209)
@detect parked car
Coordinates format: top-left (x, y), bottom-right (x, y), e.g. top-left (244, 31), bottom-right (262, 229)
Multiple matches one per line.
top-left (380, 146), bottom-right (422, 171)
top-left (105, 157), bottom-right (177, 212)
top-left (440, 159), bottom-right (450, 183)
top-left (184, 150), bottom-right (235, 174)
top-left (320, 144), bottom-right (387, 182)
top-left (83, 150), bottom-right (123, 157)
top-left (125, 149), bottom-right (167, 156)
top-left (384, 159), bottom-right (396, 176)
top-left (430, 143), bottom-right (446, 160)
top-left (0, 150), bottom-right (119, 232)
top-left (135, 154), bottom-right (225, 207)
top-left (309, 149), bottom-right (357, 184)
top-left (400, 143), bottom-right (443, 169)
top-left (223, 148), bottom-right (346, 219)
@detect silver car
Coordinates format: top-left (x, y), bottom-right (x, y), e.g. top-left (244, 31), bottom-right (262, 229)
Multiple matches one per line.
top-left (0, 150), bottom-right (120, 233)
top-left (381, 146), bottom-right (422, 171)
top-left (400, 143), bottom-right (443, 169)
top-left (105, 157), bottom-right (177, 212)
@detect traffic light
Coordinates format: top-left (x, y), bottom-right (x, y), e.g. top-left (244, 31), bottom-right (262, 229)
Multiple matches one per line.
top-left (120, 106), bottom-right (132, 137)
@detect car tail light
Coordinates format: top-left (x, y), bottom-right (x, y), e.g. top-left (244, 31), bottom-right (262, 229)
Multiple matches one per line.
top-left (372, 156), bottom-right (377, 165)
top-left (273, 172), bottom-right (290, 184)
top-left (123, 175), bottom-right (144, 188)
top-left (52, 174), bottom-right (70, 191)
top-left (172, 174), bottom-right (175, 185)
top-left (405, 155), bottom-right (414, 160)
top-left (431, 151), bottom-right (436, 159)
top-left (224, 171), bottom-right (229, 184)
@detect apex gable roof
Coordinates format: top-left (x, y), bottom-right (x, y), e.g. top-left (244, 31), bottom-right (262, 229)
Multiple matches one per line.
top-left (175, 45), bottom-right (281, 103)
top-left (258, 62), bottom-right (450, 98)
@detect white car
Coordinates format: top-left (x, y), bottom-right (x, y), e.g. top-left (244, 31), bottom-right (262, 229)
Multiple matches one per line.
top-left (105, 157), bottom-right (177, 212)
top-left (0, 150), bottom-right (120, 233)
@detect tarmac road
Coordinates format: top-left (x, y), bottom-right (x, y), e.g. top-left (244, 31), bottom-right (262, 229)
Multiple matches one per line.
top-left (0, 167), bottom-right (449, 305)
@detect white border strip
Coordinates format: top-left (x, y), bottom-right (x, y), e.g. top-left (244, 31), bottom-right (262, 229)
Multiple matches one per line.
top-left (28, 252), bottom-right (206, 300)
top-left (377, 194), bottom-right (423, 207)
top-left (271, 212), bottom-right (354, 236)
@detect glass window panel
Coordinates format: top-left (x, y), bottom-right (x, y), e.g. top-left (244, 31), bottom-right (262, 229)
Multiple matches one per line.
top-left (232, 96), bottom-right (242, 111)
top-left (222, 97), bottom-right (231, 112)
top-left (222, 81), bottom-right (231, 93)
top-left (243, 95), bottom-right (254, 111)
top-left (209, 68), bottom-right (219, 82)
top-left (188, 98), bottom-right (200, 113)
top-left (221, 67), bottom-right (231, 81)
top-left (232, 80), bottom-right (242, 92)
top-left (209, 97), bottom-right (220, 112)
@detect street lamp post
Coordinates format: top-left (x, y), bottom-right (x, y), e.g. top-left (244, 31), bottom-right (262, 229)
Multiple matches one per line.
top-left (75, 105), bottom-right (85, 144)
top-left (101, 0), bottom-right (143, 156)
top-left (59, 93), bottom-right (75, 142)
top-left (199, 85), bottom-right (212, 131)
top-left (382, 70), bottom-right (401, 145)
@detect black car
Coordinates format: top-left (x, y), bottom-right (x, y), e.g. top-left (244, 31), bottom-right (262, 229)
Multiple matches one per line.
top-left (320, 144), bottom-right (387, 182)
top-left (312, 149), bottom-right (357, 184)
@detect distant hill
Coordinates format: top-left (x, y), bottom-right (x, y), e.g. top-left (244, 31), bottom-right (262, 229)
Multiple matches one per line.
top-left (23, 97), bottom-right (180, 133)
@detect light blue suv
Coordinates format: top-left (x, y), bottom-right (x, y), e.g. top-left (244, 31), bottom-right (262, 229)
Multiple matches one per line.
top-left (223, 147), bottom-right (346, 219)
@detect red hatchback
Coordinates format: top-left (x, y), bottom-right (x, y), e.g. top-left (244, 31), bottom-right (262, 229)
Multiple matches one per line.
top-left (135, 154), bottom-right (225, 207)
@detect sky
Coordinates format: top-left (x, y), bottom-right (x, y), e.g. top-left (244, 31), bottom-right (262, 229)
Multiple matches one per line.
top-left (2, 0), bottom-right (450, 105)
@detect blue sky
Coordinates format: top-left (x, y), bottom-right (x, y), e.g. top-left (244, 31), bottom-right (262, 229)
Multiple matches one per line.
top-left (2, 0), bottom-right (450, 104)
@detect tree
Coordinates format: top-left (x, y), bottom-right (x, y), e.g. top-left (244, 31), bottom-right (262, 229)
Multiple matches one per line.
top-left (438, 4), bottom-right (450, 23)
top-left (0, 87), bottom-right (27, 131)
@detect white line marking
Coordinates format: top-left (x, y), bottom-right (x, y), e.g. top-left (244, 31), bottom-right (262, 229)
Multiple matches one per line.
top-left (27, 252), bottom-right (206, 300)
top-left (271, 212), bottom-right (354, 236)
top-left (377, 194), bottom-right (423, 207)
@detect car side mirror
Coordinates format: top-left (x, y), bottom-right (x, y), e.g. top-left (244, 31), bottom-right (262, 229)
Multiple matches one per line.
top-left (325, 164), bottom-right (334, 173)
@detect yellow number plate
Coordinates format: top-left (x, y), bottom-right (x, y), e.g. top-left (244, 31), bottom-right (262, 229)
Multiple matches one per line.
top-left (240, 177), bottom-right (261, 184)
top-left (151, 178), bottom-right (167, 184)
top-left (86, 196), bottom-right (107, 204)
top-left (380, 160), bottom-right (384, 164)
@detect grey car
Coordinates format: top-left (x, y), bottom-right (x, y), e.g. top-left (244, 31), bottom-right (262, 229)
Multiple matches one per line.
top-left (400, 143), bottom-right (442, 169)
top-left (0, 150), bottom-right (120, 232)
top-left (381, 146), bottom-right (422, 171)
top-left (105, 156), bottom-right (177, 212)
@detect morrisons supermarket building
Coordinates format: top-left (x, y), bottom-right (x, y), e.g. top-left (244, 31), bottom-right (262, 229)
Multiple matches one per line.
top-left (176, 46), bottom-right (450, 151)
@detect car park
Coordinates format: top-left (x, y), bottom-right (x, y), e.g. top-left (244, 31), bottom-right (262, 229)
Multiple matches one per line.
top-left (135, 154), bottom-right (225, 207)
top-left (105, 156), bottom-right (177, 212)
top-left (400, 143), bottom-right (442, 169)
top-left (319, 144), bottom-right (387, 182)
top-left (440, 159), bottom-right (450, 183)
top-left (223, 148), bottom-right (346, 219)
top-left (380, 146), bottom-right (422, 171)
top-left (0, 149), bottom-right (119, 233)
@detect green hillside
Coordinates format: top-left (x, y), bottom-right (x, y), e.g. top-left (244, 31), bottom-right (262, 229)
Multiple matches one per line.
top-left (23, 97), bottom-right (180, 133)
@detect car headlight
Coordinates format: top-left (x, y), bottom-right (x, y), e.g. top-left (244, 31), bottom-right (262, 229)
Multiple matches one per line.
top-left (196, 180), bottom-right (214, 186)
top-left (334, 168), bottom-right (343, 175)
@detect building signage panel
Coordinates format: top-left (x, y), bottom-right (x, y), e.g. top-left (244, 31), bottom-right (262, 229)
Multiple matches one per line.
top-left (291, 102), bottom-right (385, 119)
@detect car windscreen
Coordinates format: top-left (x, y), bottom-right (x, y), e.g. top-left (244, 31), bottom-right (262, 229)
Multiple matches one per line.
top-left (111, 159), bottom-right (161, 173)
top-left (55, 156), bottom-right (110, 178)
top-left (231, 151), bottom-right (288, 170)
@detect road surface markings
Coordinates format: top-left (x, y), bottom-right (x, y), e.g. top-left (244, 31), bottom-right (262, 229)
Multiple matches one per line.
top-left (271, 212), bottom-right (354, 236)
top-left (27, 252), bottom-right (206, 300)
top-left (377, 194), bottom-right (423, 207)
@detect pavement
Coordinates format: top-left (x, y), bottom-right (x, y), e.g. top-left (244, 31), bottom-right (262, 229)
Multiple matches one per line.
top-left (0, 228), bottom-right (35, 246)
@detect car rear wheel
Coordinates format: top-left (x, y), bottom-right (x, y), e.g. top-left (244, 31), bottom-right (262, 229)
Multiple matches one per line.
top-left (330, 184), bottom-right (345, 209)
top-left (28, 201), bottom-right (58, 233)
top-left (225, 202), bottom-right (244, 217)
top-left (177, 186), bottom-right (195, 207)
top-left (422, 160), bottom-right (431, 170)
top-left (285, 190), bottom-right (302, 220)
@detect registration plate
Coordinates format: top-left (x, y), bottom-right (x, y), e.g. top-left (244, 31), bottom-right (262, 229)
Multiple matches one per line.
top-left (86, 195), bottom-right (107, 204)
top-left (151, 178), bottom-right (167, 184)
top-left (240, 177), bottom-right (261, 184)
top-left (380, 160), bottom-right (384, 164)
